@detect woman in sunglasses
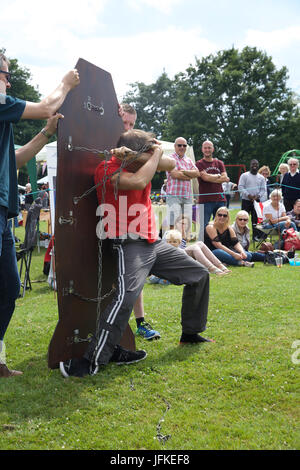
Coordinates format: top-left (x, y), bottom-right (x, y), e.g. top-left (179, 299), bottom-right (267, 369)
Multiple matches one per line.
top-left (231, 211), bottom-right (265, 261)
top-left (204, 207), bottom-right (255, 267)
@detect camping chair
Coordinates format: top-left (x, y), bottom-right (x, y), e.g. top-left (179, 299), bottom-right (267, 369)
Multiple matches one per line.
top-left (16, 198), bottom-right (42, 297)
top-left (252, 200), bottom-right (279, 249)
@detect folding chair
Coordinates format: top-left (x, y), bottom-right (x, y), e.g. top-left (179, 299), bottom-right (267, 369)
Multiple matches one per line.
top-left (16, 198), bottom-right (42, 297)
top-left (253, 200), bottom-right (279, 249)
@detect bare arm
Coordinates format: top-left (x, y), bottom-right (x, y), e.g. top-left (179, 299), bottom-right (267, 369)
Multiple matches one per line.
top-left (182, 169), bottom-right (200, 178)
top-left (264, 211), bottom-right (290, 225)
top-left (21, 70), bottom-right (80, 120)
top-left (110, 145), bottom-right (164, 190)
top-left (206, 225), bottom-right (245, 260)
top-left (169, 169), bottom-right (190, 181)
top-left (15, 114), bottom-right (62, 169)
top-left (200, 171), bottom-right (229, 183)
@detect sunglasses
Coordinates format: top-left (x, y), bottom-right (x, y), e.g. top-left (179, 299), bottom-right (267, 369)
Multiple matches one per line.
top-left (217, 213), bottom-right (228, 218)
top-left (238, 218), bottom-right (248, 222)
top-left (289, 163), bottom-right (298, 166)
top-left (177, 144), bottom-right (187, 148)
top-left (0, 70), bottom-right (12, 82)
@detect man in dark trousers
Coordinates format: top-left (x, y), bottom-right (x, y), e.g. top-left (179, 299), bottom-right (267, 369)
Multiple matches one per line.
top-left (0, 52), bottom-right (80, 377)
top-left (282, 158), bottom-right (300, 212)
top-left (238, 159), bottom-right (266, 240)
top-left (60, 129), bottom-right (213, 378)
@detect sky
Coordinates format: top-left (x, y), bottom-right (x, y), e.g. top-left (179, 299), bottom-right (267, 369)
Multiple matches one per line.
top-left (2, 0), bottom-right (300, 101)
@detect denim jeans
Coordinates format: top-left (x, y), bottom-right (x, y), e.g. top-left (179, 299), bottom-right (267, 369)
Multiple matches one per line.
top-left (262, 221), bottom-right (297, 233)
top-left (0, 206), bottom-right (20, 341)
top-left (203, 201), bottom-right (225, 227)
top-left (211, 249), bottom-right (252, 266)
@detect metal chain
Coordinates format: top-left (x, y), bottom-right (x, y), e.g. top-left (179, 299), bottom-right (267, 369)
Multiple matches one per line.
top-left (64, 140), bottom-right (155, 350)
top-left (71, 141), bottom-right (155, 204)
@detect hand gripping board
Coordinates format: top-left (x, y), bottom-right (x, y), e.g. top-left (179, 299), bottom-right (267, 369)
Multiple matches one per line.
top-left (48, 59), bottom-right (136, 369)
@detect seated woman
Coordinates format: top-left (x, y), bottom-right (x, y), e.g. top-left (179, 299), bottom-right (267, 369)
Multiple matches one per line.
top-left (171, 215), bottom-right (230, 275)
top-left (231, 211), bottom-right (265, 262)
top-left (204, 206), bottom-right (254, 267)
top-left (262, 189), bottom-right (297, 234)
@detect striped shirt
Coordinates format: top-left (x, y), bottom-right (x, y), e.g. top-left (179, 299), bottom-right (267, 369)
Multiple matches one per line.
top-left (166, 153), bottom-right (197, 199)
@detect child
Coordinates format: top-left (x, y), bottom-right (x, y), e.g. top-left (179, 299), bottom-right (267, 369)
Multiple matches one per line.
top-left (148, 230), bottom-right (183, 284)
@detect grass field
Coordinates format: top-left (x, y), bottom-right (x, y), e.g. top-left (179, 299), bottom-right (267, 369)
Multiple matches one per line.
top-left (0, 217), bottom-right (299, 450)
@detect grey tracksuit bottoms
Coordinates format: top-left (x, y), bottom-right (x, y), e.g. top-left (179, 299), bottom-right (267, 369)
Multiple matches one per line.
top-left (84, 238), bottom-right (210, 369)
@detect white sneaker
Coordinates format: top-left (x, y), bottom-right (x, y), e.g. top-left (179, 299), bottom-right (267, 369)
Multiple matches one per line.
top-left (243, 261), bottom-right (254, 268)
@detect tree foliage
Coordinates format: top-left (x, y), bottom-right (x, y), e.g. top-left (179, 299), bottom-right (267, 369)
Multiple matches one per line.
top-left (122, 71), bottom-right (176, 139)
top-left (124, 47), bottom-right (300, 173)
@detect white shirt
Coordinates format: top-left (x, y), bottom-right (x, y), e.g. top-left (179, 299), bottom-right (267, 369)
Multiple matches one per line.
top-left (263, 201), bottom-right (285, 221)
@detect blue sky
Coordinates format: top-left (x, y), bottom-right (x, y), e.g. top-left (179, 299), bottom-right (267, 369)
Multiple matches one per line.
top-left (2, 0), bottom-right (300, 100)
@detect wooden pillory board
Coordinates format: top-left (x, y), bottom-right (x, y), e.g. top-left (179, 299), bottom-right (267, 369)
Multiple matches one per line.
top-left (48, 58), bottom-right (136, 369)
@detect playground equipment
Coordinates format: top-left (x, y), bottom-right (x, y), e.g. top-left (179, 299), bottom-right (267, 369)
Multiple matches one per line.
top-left (272, 149), bottom-right (300, 176)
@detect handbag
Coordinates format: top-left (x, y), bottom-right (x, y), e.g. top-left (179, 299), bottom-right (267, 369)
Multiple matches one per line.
top-left (258, 242), bottom-right (274, 252)
top-left (264, 251), bottom-right (289, 265)
top-left (282, 228), bottom-right (300, 251)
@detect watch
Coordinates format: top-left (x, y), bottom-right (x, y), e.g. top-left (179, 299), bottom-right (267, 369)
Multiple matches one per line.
top-left (41, 128), bottom-right (52, 139)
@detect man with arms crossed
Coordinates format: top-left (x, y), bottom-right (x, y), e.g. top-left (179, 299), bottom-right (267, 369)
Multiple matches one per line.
top-left (165, 136), bottom-right (198, 229)
top-left (196, 140), bottom-right (229, 228)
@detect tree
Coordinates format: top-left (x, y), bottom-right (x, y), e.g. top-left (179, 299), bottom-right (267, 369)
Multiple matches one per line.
top-left (165, 47), bottom-right (300, 170)
top-left (122, 71), bottom-right (176, 139)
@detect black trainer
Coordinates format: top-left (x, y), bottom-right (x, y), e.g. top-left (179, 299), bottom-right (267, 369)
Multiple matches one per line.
top-left (180, 333), bottom-right (215, 344)
top-left (59, 357), bottom-right (91, 378)
top-left (109, 345), bottom-right (147, 365)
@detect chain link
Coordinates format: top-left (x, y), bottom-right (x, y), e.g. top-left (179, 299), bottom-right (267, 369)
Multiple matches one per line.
top-left (63, 140), bottom-right (155, 350)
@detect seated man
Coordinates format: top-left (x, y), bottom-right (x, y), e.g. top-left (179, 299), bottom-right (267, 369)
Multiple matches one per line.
top-left (60, 130), bottom-right (213, 378)
top-left (287, 199), bottom-right (300, 231)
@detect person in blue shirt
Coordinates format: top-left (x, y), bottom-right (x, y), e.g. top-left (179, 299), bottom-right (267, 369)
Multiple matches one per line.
top-left (0, 52), bottom-right (80, 377)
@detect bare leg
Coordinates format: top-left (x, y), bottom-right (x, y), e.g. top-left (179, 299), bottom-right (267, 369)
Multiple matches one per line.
top-left (185, 242), bottom-right (230, 274)
top-left (133, 291), bottom-right (144, 319)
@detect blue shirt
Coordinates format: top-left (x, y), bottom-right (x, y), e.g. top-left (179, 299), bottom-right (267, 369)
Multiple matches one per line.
top-left (0, 93), bottom-right (26, 218)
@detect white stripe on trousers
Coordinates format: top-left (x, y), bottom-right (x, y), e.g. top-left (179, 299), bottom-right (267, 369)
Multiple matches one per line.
top-left (92, 243), bottom-right (126, 374)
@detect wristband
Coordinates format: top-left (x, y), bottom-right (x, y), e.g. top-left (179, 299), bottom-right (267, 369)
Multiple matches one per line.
top-left (41, 128), bottom-right (52, 139)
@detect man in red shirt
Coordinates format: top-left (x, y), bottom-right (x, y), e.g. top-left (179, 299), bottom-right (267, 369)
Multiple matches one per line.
top-left (60, 130), bottom-right (212, 378)
top-left (196, 140), bottom-right (229, 227)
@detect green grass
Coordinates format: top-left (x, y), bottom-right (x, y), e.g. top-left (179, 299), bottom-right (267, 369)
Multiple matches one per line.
top-left (0, 220), bottom-right (299, 450)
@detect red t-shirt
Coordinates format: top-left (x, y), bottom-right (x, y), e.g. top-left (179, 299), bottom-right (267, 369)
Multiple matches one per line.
top-left (196, 158), bottom-right (226, 203)
top-left (94, 156), bottom-right (158, 243)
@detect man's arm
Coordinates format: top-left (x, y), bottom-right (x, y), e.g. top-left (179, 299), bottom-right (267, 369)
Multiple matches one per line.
top-left (110, 145), bottom-right (164, 190)
top-left (21, 70), bottom-right (80, 120)
top-left (15, 114), bottom-right (62, 169)
top-left (199, 171), bottom-right (229, 183)
top-left (182, 169), bottom-right (200, 178)
top-left (256, 178), bottom-right (267, 201)
top-left (169, 169), bottom-right (191, 181)
top-left (238, 174), bottom-right (249, 198)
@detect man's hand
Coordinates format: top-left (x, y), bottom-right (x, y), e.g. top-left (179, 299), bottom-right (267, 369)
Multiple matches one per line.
top-left (62, 69), bottom-right (80, 91)
top-left (44, 113), bottom-right (64, 137)
top-left (170, 169), bottom-right (190, 181)
top-left (111, 146), bottom-right (137, 161)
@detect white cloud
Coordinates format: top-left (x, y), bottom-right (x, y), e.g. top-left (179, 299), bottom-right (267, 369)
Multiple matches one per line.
top-left (243, 25), bottom-right (300, 51)
top-left (1, 0), bottom-right (108, 38)
top-left (18, 27), bottom-right (217, 100)
top-left (127, 0), bottom-right (182, 14)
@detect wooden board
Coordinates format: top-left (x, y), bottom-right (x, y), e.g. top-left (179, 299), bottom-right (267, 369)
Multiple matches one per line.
top-left (48, 58), bottom-right (136, 369)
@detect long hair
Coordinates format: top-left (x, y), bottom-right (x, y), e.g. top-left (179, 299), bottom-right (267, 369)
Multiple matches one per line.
top-left (117, 129), bottom-right (156, 153)
top-left (213, 206), bottom-right (230, 230)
